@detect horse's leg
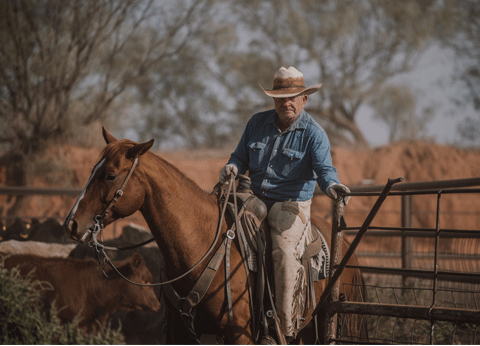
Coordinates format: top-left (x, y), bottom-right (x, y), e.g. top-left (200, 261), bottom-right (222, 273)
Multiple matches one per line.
top-left (165, 303), bottom-right (198, 344)
top-left (223, 321), bottom-right (255, 345)
top-left (221, 292), bottom-right (255, 344)
top-left (295, 309), bottom-right (326, 345)
top-left (164, 304), bottom-right (175, 345)
top-left (341, 268), bottom-right (369, 342)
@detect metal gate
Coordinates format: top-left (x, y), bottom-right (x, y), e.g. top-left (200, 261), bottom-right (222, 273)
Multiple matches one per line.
top-left (314, 177), bottom-right (480, 344)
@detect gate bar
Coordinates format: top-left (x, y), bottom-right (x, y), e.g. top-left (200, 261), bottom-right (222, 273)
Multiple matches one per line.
top-left (345, 227), bottom-right (480, 237)
top-left (331, 301), bottom-right (480, 324)
top-left (313, 177), bottom-right (404, 318)
top-left (346, 265), bottom-right (480, 284)
top-left (350, 177), bottom-right (480, 193)
top-left (0, 186), bottom-right (82, 196)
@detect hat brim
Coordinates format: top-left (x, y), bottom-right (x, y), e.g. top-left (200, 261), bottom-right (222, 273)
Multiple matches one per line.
top-left (259, 83), bottom-right (323, 98)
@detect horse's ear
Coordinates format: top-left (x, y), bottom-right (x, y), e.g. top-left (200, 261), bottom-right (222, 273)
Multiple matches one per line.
top-left (102, 127), bottom-right (118, 144)
top-left (126, 139), bottom-right (154, 159)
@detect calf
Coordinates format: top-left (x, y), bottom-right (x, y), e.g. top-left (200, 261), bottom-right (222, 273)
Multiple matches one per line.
top-left (69, 241), bottom-right (167, 344)
top-left (1, 253), bottom-right (160, 333)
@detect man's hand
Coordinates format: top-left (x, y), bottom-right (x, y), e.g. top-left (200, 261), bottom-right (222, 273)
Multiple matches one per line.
top-left (326, 183), bottom-right (351, 205)
top-left (219, 164), bottom-right (238, 184)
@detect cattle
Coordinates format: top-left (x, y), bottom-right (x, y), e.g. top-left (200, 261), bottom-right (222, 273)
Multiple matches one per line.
top-left (27, 217), bottom-right (73, 244)
top-left (115, 223), bottom-right (153, 244)
top-left (1, 253), bottom-right (161, 334)
top-left (0, 240), bottom-right (76, 257)
top-left (3, 217), bottom-right (30, 241)
top-left (69, 236), bottom-right (167, 344)
top-left (1, 217), bottom-right (74, 244)
top-left (0, 220), bottom-right (5, 241)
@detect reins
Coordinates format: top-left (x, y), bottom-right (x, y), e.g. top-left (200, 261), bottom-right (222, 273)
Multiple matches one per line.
top-left (88, 158), bottom-right (236, 287)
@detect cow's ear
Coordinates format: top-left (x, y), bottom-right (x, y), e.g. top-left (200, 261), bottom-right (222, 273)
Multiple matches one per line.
top-left (102, 127), bottom-right (118, 144)
top-left (126, 139), bottom-right (154, 159)
top-left (131, 253), bottom-right (143, 268)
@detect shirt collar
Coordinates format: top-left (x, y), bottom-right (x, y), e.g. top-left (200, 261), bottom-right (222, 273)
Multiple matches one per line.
top-left (266, 109), bottom-right (308, 131)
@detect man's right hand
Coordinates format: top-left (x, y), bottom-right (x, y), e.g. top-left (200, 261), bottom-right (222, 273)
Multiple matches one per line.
top-left (219, 164), bottom-right (238, 184)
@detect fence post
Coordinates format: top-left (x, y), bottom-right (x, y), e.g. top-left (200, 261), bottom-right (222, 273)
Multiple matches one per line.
top-left (401, 194), bottom-right (413, 287)
top-left (322, 198), bottom-right (345, 344)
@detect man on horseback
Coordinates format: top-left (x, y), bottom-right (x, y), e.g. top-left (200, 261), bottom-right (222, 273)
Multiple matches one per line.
top-left (219, 66), bottom-right (350, 340)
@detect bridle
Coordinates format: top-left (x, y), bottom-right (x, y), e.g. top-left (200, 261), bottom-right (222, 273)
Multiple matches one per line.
top-left (88, 156), bottom-right (139, 245)
top-left (87, 155), bottom-right (234, 287)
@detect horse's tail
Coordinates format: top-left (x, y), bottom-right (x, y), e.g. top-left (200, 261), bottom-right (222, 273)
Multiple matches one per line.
top-left (342, 266), bottom-right (369, 342)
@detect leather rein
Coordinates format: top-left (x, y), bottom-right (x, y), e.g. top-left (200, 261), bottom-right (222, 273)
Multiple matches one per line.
top-left (87, 156), bottom-right (234, 288)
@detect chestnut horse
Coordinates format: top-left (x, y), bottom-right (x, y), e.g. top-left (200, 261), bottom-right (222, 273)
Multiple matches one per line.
top-left (64, 128), bottom-right (366, 344)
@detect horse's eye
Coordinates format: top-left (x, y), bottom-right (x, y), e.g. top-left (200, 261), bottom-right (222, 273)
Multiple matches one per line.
top-left (105, 174), bottom-right (117, 182)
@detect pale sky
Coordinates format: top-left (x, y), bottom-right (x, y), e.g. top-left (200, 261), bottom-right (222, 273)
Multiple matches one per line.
top-left (357, 45), bottom-right (473, 147)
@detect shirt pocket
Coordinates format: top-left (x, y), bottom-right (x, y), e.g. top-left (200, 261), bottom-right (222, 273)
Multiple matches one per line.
top-left (248, 142), bottom-right (267, 168)
top-left (281, 148), bottom-right (305, 176)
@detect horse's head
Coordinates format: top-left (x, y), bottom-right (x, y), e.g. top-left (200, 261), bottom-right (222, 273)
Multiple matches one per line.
top-left (64, 127), bottom-right (154, 243)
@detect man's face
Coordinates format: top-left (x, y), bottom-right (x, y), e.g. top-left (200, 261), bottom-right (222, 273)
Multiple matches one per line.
top-left (274, 94), bottom-right (308, 125)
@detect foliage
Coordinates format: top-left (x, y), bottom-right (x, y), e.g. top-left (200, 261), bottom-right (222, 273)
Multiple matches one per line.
top-left (1, 0), bottom-right (479, 157)
top-left (0, 0), bottom-right (213, 158)
top-left (369, 85), bottom-right (434, 143)
top-left (0, 257), bottom-right (125, 344)
top-left (436, 0), bottom-right (480, 145)
top-left (204, 0), bottom-right (442, 148)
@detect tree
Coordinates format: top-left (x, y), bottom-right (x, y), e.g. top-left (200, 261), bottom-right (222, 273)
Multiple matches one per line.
top-left (128, 2), bottom-right (233, 150)
top-left (369, 85), bottom-right (434, 143)
top-left (0, 0), bottom-right (213, 219)
top-left (201, 0), bottom-right (442, 149)
top-left (435, 0), bottom-right (480, 146)
top-left (0, 0), bottom-right (212, 182)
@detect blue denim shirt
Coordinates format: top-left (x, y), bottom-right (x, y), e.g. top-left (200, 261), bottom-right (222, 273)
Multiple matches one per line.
top-left (228, 109), bottom-right (340, 208)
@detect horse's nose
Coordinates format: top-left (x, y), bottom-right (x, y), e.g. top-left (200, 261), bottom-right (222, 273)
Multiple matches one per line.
top-left (65, 219), bottom-right (78, 239)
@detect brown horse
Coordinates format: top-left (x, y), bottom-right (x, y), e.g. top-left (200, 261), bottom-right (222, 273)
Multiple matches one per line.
top-left (64, 128), bottom-right (365, 344)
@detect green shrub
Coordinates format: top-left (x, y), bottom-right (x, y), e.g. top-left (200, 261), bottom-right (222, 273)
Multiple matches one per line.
top-left (0, 257), bottom-right (125, 344)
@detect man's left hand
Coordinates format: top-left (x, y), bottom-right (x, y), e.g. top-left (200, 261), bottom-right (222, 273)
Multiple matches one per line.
top-left (326, 183), bottom-right (351, 205)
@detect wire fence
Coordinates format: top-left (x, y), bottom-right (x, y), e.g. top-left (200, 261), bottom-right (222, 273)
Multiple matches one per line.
top-left (317, 177), bottom-right (480, 344)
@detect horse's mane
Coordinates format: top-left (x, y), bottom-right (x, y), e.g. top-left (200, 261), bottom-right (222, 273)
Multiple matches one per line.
top-left (101, 139), bottom-right (210, 196)
top-left (101, 139), bottom-right (134, 160)
top-left (147, 151), bottom-right (209, 195)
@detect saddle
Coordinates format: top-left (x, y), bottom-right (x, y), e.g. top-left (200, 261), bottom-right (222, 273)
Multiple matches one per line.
top-left (161, 177), bottom-right (330, 344)
top-left (226, 178), bottom-right (330, 341)
top-left (229, 190), bottom-right (329, 277)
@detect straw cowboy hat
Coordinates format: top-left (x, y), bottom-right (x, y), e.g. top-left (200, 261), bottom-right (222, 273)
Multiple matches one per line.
top-left (259, 66), bottom-right (323, 98)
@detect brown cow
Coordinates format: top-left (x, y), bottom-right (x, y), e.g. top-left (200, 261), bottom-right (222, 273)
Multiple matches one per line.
top-left (1, 253), bottom-right (160, 333)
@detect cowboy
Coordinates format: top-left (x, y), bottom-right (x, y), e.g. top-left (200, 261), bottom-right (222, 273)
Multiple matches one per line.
top-left (218, 66), bottom-right (350, 339)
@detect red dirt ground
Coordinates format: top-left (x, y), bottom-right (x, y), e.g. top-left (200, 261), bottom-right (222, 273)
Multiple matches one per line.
top-left (2, 141), bottom-right (480, 247)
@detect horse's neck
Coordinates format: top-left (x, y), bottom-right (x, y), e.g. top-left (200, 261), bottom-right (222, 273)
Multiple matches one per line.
top-left (139, 158), bottom-right (222, 271)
